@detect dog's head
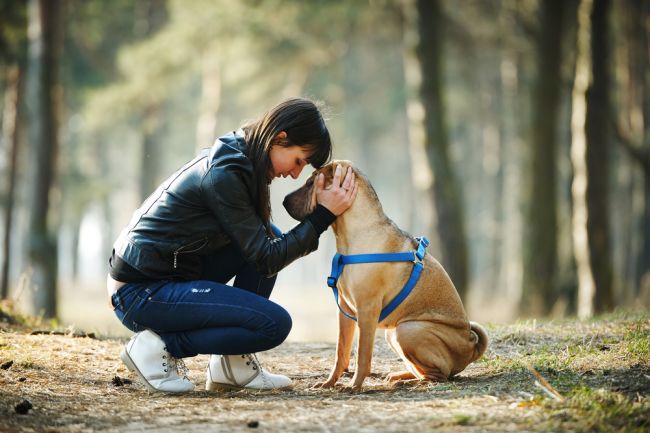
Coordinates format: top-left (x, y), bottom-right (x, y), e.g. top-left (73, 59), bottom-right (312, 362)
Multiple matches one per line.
top-left (283, 160), bottom-right (355, 221)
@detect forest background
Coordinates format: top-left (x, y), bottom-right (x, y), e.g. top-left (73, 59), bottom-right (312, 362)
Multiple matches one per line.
top-left (0, 0), bottom-right (648, 341)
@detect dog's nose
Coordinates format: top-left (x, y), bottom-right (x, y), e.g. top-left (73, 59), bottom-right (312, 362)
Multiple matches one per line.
top-left (283, 195), bottom-right (298, 220)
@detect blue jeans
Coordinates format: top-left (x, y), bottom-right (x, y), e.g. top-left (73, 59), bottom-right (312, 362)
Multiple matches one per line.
top-left (111, 227), bottom-right (292, 359)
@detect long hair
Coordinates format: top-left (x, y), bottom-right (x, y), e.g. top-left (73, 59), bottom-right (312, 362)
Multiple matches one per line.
top-left (242, 97), bottom-right (332, 237)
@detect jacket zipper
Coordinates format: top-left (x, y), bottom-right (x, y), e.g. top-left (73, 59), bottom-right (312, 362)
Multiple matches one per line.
top-left (173, 237), bottom-right (208, 269)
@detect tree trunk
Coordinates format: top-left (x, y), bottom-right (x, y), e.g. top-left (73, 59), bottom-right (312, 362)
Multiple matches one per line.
top-left (572, 0), bottom-right (596, 319)
top-left (611, 0), bottom-right (650, 302)
top-left (556, 0), bottom-right (580, 316)
top-left (643, 170), bottom-right (650, 293)
top-left (139, 105), bottom-right (161, 202)
top-left (415, 0), bottom-right (469, 300)
top-left (24, 0), bottom-right (63, 318)
top-left (195, 45), bottom-right (221, 152)
top-left (627, 0), bottom-right (650, 293)
top-left (585, 0), bottom-right (614, 313)
top-left (495, 0), bottom-right (526, 311)
top-left (400, 0), bottom-right (435, 239)
top-left (0, 64), bottom-right (23, 300)
top-left (135, 0), bottom-right (166, 202)
top-left (520, 0), bottom-right (566, 315)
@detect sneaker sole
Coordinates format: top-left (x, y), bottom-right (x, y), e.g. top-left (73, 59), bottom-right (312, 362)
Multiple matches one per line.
top-left (205, 380), bottom-right (292, 392)
top-left (119, 347), bottom-right (160, 392)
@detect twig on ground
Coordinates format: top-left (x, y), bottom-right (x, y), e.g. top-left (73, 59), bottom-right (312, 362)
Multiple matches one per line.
top-left (524, 363), bottom-right (564, 401)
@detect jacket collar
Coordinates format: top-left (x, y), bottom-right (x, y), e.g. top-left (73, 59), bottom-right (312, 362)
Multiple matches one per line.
top-left (211, 130), bottom-right (249, 158)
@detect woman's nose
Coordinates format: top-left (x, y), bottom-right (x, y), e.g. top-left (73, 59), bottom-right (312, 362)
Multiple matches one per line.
top-left (290, 166), bottom-right (303, 179)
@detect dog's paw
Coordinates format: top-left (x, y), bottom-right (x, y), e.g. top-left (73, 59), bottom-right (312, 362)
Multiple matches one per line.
top-left (312, 380), bottom-right (337, 389)
top-left (384, 371), bottom-right (417, 383)
top-left (340, 383), bottom-right (363, 393)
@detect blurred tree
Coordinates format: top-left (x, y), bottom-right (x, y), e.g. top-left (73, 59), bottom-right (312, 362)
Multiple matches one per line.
top-left (585, 0), bottom-right (614, 313)
top-left (555, 0), bottom-right (580, 316)
top-left (195, 42), bottom-right (221, 151)
top-left (412, 0), bottom-right (469, 300)
top-left (58, 0), bottom-right (163, 284)
top-left (24, 0), bottom-right (64, 317)
top-left (83, 0), bottom-right (359, 196)
top-left (134, 0), bottom-right (167, 201)
top-left (572, 0), bottom-right (614, 318)
top-left (494, 0), bottom-right (528, 313)
top-left (520, 0), bottom-right (567, 316)
top-left (615, 0), bottom-right (650, 299)
top-left (0, 0), bottom-right (27, 300)
top-left (572, 0), bottom-right (594, 319)
top-left (0, 66), bottom-right (22, 301)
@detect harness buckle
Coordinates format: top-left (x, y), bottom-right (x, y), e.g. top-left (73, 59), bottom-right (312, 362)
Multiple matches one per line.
top-left (327, 277), bottom-right (337, 288)
top-left (415, 236), bottom-right (429, 262)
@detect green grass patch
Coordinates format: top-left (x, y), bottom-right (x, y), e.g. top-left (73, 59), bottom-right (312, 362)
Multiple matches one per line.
top-left (0, 300), bottom-right (59, 331)
top-left (452, 414), bottom-right (472, 425)
top-left (542, 386), bottom-right (649, 433)
top-left (623, 320), bottom-right (650, 362)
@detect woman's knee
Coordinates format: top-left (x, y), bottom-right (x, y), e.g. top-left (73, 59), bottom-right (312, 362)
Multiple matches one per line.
top-left (265, 303), bottom-right (292, 347)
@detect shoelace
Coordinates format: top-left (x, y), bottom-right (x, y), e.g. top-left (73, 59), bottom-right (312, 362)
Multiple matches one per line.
top-left (162, 350), bottom-right (190, 380)
top-left (246, 353), bottom-right (272, 389)
top-left (169, 356), bottom-right (190, 379)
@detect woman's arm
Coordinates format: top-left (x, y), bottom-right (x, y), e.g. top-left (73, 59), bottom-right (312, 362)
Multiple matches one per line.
top-left (204, 166), bottom-right (322, 277)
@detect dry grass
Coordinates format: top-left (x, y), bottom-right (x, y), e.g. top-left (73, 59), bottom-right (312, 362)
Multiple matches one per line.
top-left (0, 309), bottom-right (648, 433)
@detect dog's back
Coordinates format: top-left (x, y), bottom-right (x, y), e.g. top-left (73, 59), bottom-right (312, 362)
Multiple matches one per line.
top-left (356, 183), bottom-right (489, 376)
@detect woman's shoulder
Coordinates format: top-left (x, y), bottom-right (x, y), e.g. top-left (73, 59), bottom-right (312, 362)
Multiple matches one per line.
top-left (202, 132), bottom-right (255, 187)
top-left (210, 130), bottom-right (247, 155)
top-left (208, 132), bottom-right (251, 166)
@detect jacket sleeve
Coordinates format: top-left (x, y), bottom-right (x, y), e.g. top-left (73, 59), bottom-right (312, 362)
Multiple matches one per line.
top-left (202, 163), bottom-right (320, 277)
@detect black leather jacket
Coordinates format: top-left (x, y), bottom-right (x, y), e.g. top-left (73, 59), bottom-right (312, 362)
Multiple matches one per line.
top-left (112, 131), bottom-right (319, 280)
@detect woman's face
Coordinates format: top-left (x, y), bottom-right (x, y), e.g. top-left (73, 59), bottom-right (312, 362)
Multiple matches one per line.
top-left (269, 144), bottom-right (311, 180)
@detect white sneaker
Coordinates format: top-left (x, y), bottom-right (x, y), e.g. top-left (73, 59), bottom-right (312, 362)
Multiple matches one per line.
top-left (120, 329), bottom-right (194, 393)
top-left (205, 354), bottom-right (293, 391)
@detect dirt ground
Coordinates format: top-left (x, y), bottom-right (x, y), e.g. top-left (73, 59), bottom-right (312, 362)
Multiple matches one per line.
top-left (0, 310), bottom-right (648, 433)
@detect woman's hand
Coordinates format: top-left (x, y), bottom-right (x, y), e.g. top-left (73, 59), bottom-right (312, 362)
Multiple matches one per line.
top-left (315, 165), bottom-right (358, 216)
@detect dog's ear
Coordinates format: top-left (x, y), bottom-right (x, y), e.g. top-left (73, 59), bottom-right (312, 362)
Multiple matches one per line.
top-left (310, 163), bottom-right (334, 189)
top-left (325, 162), bottom-right (354, 188)
top-left (324, 162), bottom-right (343, 187)
top-left (311, 161), bottom-right (353, 191)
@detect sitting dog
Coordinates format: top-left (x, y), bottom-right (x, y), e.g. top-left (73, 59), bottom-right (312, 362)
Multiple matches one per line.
top-left (283, 160), bottom-right (488, 389)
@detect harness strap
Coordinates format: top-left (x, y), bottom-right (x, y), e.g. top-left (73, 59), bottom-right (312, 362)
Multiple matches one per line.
top-left (326, 237), bottom-right (429, 323)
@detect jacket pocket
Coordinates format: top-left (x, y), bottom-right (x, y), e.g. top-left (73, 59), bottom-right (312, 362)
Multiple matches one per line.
top-left (173, 236), bottom-right (208, 269)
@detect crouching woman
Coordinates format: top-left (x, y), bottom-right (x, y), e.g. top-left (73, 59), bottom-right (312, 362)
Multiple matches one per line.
top-left (107, 98), bottom-right (357, 392)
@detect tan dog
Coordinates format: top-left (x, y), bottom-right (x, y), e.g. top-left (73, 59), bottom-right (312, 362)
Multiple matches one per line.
top-left (283, 160), bottom-right (488, 389)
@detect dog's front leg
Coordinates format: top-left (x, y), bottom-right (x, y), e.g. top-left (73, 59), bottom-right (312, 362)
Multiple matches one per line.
top-left (349, 304), bottom-right (381, 390)
top-left (315, 310), bottom-right (356, 388)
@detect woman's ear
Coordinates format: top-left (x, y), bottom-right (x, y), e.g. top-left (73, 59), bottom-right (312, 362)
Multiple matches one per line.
top-left (273, 131), bottom-right (288, 145)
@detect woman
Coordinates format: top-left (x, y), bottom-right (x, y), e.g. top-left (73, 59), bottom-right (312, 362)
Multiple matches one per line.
top-left (107, 98), bottom-right (357, 393)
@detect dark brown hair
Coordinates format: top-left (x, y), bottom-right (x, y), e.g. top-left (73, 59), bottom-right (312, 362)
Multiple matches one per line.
top-left (242, 97), bottom-right (332, 236)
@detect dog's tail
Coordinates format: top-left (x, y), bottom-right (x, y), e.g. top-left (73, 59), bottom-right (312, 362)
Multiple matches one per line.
top-left (469, 321), bottom-right (488, 362)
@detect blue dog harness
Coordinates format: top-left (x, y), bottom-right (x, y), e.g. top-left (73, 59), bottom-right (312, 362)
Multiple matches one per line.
top-left (326, 237), bottom-right (430, 323)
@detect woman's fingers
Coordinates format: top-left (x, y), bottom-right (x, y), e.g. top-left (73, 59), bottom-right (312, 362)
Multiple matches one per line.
top-left (332, 164), bottom-right (343, 189)
top-left (341, 167), bottom-right (353, 191)
top-left (315, 165), bottom-right (358, 216)
top-left (316, 172), bottom-right (325, 192)
top-left (347, 177), bottom-right (358, 200)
